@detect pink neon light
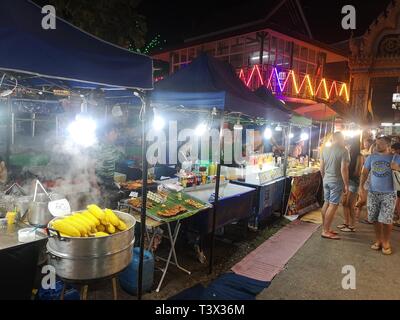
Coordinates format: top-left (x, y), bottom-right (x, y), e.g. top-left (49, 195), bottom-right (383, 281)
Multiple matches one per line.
top-left (239, 69), bottom-right (246, 83)
top-left (255, 65), bottom-right (264, 85)
top-left (266, 69), bottom-right (274, 90)
top-left (246, 65), bottom-right (264, 86)
top-left (329, 81), bottom-right (338, 97)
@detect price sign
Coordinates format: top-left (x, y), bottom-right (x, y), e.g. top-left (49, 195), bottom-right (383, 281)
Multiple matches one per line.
top-left (258, 171), bottom-right (271, 185)
top-left (129, 192), bottom-right (138, 198)
top-left (48, 199), bottom-right (71, 217)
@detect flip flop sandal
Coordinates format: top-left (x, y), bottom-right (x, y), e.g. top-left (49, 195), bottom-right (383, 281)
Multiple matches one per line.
top-left (329, 230), bottom-right (339, 235)
top-left (340, 226), bottom-right (356, 232)
top-left (382, 247), bottom-right (392, 255)
top-left (371, 243), bottom-right (382, 250)
top-left (321, 234), bottom-right (341, 240)
top-left (336, 224), bottom-right (347, 229)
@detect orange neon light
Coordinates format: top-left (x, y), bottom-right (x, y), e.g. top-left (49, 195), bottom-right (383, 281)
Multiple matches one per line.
top-left (339, 83), bottom-right (350, 101)
top-left (322, 79), bottom-right (329, 100)
top-left (239, 69), bottom-right (246, 82)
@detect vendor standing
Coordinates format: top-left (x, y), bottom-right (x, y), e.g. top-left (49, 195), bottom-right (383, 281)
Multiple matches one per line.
top-left (0, 156), bottom-right (8, 188)
top-left (91, 122), bottom-right (125, 208)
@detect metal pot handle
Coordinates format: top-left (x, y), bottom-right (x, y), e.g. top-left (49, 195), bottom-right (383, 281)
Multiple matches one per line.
top-left (46, 227), bottom-right (69, 242)
top-left (46, 250), bottom-right (61, 260)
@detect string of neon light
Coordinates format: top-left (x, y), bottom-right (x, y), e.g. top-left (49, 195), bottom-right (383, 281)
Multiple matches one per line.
top-left (273, 67), bottom-right (284, 92)
top-left (237, 65), bottom-right (349, 101)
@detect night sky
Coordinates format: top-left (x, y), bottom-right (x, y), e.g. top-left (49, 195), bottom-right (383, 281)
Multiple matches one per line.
top-left (138, 0), bottom-right (393, 49)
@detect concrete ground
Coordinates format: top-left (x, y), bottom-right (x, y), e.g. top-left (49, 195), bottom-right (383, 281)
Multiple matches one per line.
top-left (257, 209), bottom-right (400, 300)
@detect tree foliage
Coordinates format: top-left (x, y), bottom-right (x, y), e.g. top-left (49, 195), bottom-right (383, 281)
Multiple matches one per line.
top-left (35, 0), bottom-right (147, 49)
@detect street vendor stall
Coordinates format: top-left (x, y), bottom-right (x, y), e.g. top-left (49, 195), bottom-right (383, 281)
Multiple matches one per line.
top-left (0, 0), bottom-right (153, 299)
top-left (148, 53), bottom-right (285, 273)
top-left (226, 86), bottom-right (292, 228)
top-left (284, 115), bottom-right (323, 218)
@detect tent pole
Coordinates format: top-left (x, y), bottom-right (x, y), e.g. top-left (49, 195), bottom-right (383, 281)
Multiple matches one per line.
top-left (5, 97), bottom-right (11, 165)
top-left (209, 113), bottom-right (224, 275)
top-left (138, 92), bottom-right (149, 300)
top-left (308, 126), bottom-right (312, 166)
top-left (281, 124), bottom-right (291, 215)
top-left (317, 122), bottom-right (322, 160)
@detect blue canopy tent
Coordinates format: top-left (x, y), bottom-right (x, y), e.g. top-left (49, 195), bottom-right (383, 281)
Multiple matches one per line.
top-left (254, 86), bottom-right (293, 117)
top-left (0, 0), bottom-right (153, 299)
top-left (151, 53), bottom-right (290, 122)
top-left (0, 0), bottom-right (153, 90)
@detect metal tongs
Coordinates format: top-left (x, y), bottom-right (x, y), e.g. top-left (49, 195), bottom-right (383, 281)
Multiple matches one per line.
top-left (33, 179), bottom-right (52, 202)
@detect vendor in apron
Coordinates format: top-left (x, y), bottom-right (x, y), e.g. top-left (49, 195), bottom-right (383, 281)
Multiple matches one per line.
top-left (92, 122), bottom-right (125, 208)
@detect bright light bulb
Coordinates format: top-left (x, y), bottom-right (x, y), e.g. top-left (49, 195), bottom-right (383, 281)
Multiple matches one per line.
top-left (326, 141), bottom-right (332, 147)
top-left (195, 123), bottom-right (208, 136)
top-left (289, 133), bottom-right (294, 139)
top-left (275, 125), bottom-right (282, 132)
top-left (264, 127), bottom-right (272, 139)
top-left (67, 115), bottom-right (97, 147)
top-left (153, 115), bottom-right (165, 130)
top-left (300, 132), bottom-right (309, 141)
top-left (234, 123), bottom-right (243, 130)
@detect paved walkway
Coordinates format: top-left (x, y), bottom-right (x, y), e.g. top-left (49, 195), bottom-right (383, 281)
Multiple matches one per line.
top-left (257, 210), bottom-right (400, 300)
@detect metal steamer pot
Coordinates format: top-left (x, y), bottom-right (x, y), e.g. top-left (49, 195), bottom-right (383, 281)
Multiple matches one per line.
top-left (28, 193), bottom-right (64, 227)
top-left (46, 210), bottom-right (136, 280)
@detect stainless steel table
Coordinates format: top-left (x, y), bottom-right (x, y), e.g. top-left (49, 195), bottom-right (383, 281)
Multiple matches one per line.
top-left (0, 222), bottom-right (47, 251)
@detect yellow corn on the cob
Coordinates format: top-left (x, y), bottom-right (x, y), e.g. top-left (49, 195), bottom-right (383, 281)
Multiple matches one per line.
top-left (87, 204), bottom-right (105, 220)
top-left (117, 220), bottom-right (127, 231)
top-left (52, 220), bottom-right (80, 237)
top-left (106, 223), bottom-right (116, 234)
top-left (82, 211), bottom-right (100, 226)
top-left (104, 209), bottom-right (120, 227)
top-left (94, 232), bottom-right (109, 237)
top-left (63, 217), bottom-right (87, 237)
top-left (72, 214), bottom-right (94, 233)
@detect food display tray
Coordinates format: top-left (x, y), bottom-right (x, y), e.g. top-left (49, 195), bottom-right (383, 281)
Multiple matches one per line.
top-left (122, 191), bottom-right (211, 223)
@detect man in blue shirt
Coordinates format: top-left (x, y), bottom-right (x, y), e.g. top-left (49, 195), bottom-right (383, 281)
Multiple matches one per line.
top-left (360, 136), bottom-right (400, 255)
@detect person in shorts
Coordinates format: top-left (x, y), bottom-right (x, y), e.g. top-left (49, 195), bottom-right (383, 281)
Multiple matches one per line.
top-left (339, 137), bottom-right (363, 232)
top-left (391, 142), bottom-right (400, 226)
top-left (320, 132), bottom-right (350, 240)
top-left (359, 136), bottom-right (400, 255)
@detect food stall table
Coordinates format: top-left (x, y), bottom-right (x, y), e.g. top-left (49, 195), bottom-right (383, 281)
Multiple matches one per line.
top-left (0, 222), bottom-right (47, 299)
top-left (119, 201), bottom-right (206, 292)
top-left (183, 182), bottom-right (256, 236)
top-left (285, 170), bottom-right (322, 217)
top-left (231, 177), bottom-right (287, 228)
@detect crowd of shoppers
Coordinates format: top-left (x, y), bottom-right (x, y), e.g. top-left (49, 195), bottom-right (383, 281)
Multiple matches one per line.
top-left (320, 132), bottom-right (400, 255)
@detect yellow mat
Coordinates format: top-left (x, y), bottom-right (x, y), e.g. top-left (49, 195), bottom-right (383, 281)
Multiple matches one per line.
top-left (300, 210), bottom-right (322, 224)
